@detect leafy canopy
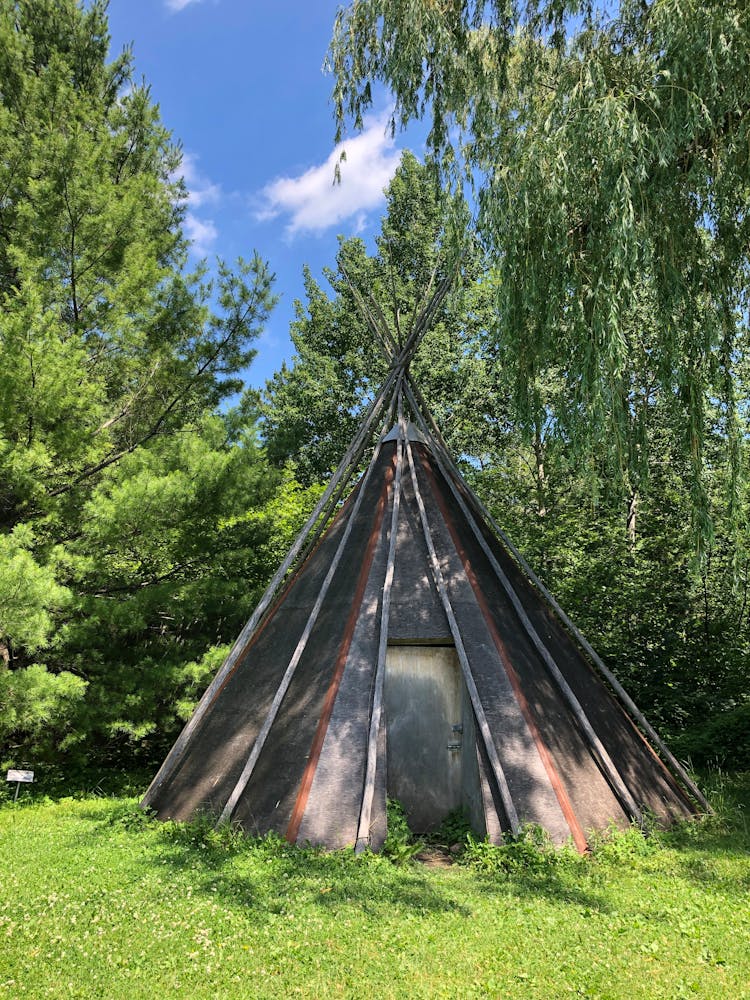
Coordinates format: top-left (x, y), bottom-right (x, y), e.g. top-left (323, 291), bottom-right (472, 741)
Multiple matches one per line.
top-left (259, 152), bottom-right (495, 482)
top-left (329, 0), bottom-right (750, 548)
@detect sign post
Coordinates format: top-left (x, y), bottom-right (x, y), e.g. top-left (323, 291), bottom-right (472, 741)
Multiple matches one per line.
top-left (6, 769), bottom-right (34, 801)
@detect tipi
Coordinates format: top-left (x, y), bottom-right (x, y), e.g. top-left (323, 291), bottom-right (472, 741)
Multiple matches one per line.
top-left (143, 280), bottom-right (707, 852)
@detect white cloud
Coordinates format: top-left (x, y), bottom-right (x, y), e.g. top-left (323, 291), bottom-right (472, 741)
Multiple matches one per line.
top-left (178, 152), bottom-right (221, 208)
top-left (184, 213), bottom-right (218, 256)
top-left (173, 153), bottom-right (221, 256)
top-left (257, 116), bottom-right (402, 236)
top-left (165, 0), bottom-right (203, 11)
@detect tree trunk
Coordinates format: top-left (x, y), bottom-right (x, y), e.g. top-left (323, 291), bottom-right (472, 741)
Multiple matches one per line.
top-left (533, 421), bottom-right (547, 520)
top-left (626, 489), bottom-right (638, 547)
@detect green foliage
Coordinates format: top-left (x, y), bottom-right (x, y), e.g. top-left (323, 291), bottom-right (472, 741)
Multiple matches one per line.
top-left (673, 704), bottom-right (750, 772)
top-left (0, 1), bottom-right (294, 772)
top-left (689, 768), bottom-right (750, 839)
top-left (51, 417), bottom-right (298, 767)
top-left (428, 806), bottom-right (473, 847)
top-left (329, 0), bottom-right (750, 548)
top-left (462, 825), bottom-right (565, 876)
top-left (2, 790), bottom-right (749, 997)
top-left (0, 526), bottom-right (68, 651)
top-left (0, 663), bottom-right (87, 755)
top-left (382, 797), bottom-right (423, 863)
top-left (462, 375), bottom-right (750, 737)
top-left (586, 823), bottom-right (662, 865)
top-left (161, 811), bottom-right (251, 854)
top-left (105, 800), bottom-right (158, 833)
top-left (259, 152), bottom-right (492, 482)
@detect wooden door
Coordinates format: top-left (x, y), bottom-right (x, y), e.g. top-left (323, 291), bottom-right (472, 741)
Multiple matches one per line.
top-left (384, 645), bottom-right (464, 831)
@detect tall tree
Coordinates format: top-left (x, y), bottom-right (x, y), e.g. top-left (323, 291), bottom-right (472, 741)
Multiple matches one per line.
top-left (0, 1), bottom-right (287, 771)
top-left (259, 151), bottom-right (500, 482)
top-left (329, 0), bottom-right (750, 548)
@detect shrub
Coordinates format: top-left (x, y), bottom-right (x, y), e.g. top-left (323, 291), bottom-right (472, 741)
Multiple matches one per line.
top-left (672, 702), bottom-right (750, 771)
top-left (382, 798), bottom-right (422, 863)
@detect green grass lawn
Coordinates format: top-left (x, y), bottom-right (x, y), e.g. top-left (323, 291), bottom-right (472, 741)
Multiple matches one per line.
top-left (0, 776), bottom-right (748, 1000)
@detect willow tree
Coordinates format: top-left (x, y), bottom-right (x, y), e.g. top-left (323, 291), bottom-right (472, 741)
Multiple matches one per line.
top-left (329, 0), bottom-right (750, 550)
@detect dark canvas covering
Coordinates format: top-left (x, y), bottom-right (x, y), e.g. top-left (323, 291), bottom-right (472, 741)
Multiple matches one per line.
top-left (144, 428), bottom-right (703, 851)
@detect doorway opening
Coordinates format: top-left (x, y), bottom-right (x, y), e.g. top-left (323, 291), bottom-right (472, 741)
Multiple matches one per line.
top-left (383, 644), bottom-right (483, 834)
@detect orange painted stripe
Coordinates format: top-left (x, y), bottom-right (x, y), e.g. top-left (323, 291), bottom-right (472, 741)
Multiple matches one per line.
top-left (419, 448), bottom-right (589, 854)
top-left (617, 701), bottom-right (697, 813)
top-left (202, 478), bottom-right (367, 715)
top-left (285, 450), bottom-right (396, 843)
top-left (452, 463), bottom-right (697, 815)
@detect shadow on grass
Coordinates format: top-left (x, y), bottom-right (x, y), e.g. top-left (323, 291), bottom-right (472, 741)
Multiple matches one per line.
top-left (70, 798), bottom-right (471, 915)
top-left (149, 834), bottom-right (616, 917)
top-left (464, 865), bottom-right (611, 911)
top-left (78, 801), bottom-right (610, 916)
top-left (151, 825), bottom-right (474, 917)
top-left (74, 771), bottom-right (750, 916)
top-left (654, 817), bottom-right (750, 895)
top-left (646, 770), bottom-right (750, 894)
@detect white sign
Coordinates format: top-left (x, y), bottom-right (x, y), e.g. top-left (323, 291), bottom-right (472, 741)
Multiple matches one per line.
top-left (6, 769), bottom-right (34, 783)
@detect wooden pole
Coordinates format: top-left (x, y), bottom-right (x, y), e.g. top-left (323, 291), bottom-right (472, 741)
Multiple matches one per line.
top-left (355, 383), bottom-right (405, 852)
top-left (402, 380), bottom-right (709, 813)
top-left (218, 425), bottom-right (395, 826)
top-left (404, 434), bottom-right (520, 834)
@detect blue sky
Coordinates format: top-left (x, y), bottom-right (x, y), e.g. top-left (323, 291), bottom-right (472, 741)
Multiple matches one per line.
top-left (107, 0), bottom-right (420, 389)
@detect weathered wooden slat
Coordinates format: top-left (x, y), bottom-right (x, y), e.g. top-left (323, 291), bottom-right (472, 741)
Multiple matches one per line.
top-left (285, 447), bottom-right (394, 845)
top-left (289, 389), bottom-right (400, 584)
top-left (404, 435), bottom-right (520, 835)
top-left (218, 433), bottom-right (393, 826)
top-left (355, 388), bottom-right (405, 852)
top-left (406, 393), bottom-right (643, 822)
top-left (419, 456), bottom-right (590, 851)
